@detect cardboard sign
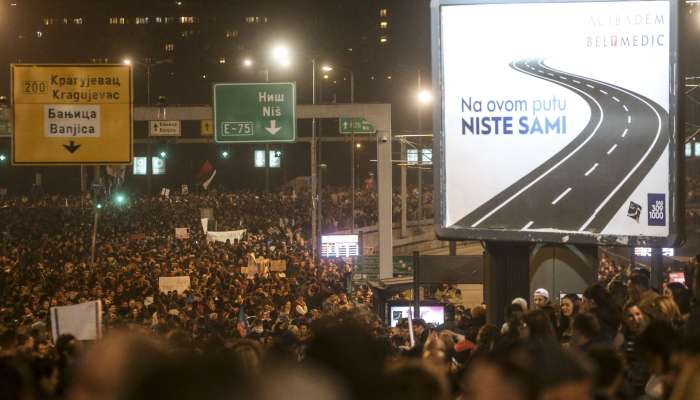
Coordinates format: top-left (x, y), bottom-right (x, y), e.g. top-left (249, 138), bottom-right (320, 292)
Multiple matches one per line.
top-left (158, 276), bottom-right (191, 294)
top-left (50, 300), bottom-right (102, 342)
top-left (269, 259), bottom-right (287, 272)
top-left (175, 228), bottom-right (189, 239)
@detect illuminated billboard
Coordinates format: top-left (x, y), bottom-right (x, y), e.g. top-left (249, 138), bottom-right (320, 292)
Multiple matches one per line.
top-left (321, 234), bottom-right (360, 257)
top-left (432, 0), bottom-right (681, 246)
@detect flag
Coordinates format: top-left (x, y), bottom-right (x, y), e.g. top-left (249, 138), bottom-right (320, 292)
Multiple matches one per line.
top-left (196, 160), bottom-right (216, 190)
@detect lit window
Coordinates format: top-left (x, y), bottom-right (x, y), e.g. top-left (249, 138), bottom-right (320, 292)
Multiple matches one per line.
top-left (62, 18), bottom-right (68, 24)
top-left (119, 17), bottom-right (128, 24)
top-left (225, 30), bottom-right (238, 38)
top-left (245, 16), bottom-right (255, 23)
top-left (407, 149), bottom-right (419, 165)
top-left (165, 43), bottom-right (175, 52)
top-left (164, 17), bottom-right (174, 24)
top-left (379, 8), bottom-right (388, 17)
top-left (421, 149), bottom-right (432, 165)
top-left (135, 17), bottom-right (149, 24)
top-left (380, 21), bottom-right (388, 29)
top-left (254, 150), bottom-right (266, 167)
top-left (180, 16), bottom-right (196, 24)
top-left (155, 17), bottom-right (163, 23)
top-left (219, 57), bottom-right (226, 64)
top-left (109, 17), bottom-right (118, 24)
top-left (269, 150), bottom-right (281, 168)
top-left (36, 31), bottom-right (43, 38)
top-left (73, 18), bottom-right (83, 24)
top-left (43, 18), bottom-right (53, 25)
top-left (379, 35), bottom-right (388, 43)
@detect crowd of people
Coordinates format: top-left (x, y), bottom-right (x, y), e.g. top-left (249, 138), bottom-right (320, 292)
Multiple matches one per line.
top-left (1, 189), bottom-right (699, 400)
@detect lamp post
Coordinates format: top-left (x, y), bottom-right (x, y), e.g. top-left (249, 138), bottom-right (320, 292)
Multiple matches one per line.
top-left (242, 49), bottom-right (290, 193)
top-left (321, 64), bottom-right (357, 232)
top-left (123, 57), bottom-right (172, 195)
top-left (416, 70), bottom-right (432, 232)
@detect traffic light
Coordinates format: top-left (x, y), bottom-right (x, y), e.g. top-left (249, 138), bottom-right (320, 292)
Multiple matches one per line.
top-left (221, 150), bottom-right (230, 159)
top-left (114, 193), bottom-right (126, 205)
top-left (96, 203), bottom-right (103, 209)
top-left (159, 150), bottom-right (167, 158)
top-left (0, 154), bottom-right (6, 162)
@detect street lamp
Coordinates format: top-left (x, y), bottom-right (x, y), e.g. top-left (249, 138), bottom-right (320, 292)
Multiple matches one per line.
top-left (415, 72), bottom-right (432, 232)
top-left (122, 57), bottom-right (172, 106)
top-left (321, 63), bottom-right (357, 232)
top-left (241, 46), bottom-right (293, 193)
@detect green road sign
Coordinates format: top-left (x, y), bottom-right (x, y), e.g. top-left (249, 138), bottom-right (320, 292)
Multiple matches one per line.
top-left (213, 82), bottom-right (296, 143)
top-left (339, 117), bottom-right (376, 134)
top-left (352, 256), bottom-right (414, 281)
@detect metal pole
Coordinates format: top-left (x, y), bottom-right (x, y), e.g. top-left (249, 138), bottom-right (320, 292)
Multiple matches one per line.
top-left (413, 251), bottom-right (420, 320)
top-left (417, 69), bottom-right (423, 232)
top-left (265, 144), bottom-right (270, 192)
top-left (146, 63), bottom-right (153, 195)
top-left (90, 207), bottom-right (99, 266)
top-left (350, 71), bottom-right (356, 233)
top-left (311, 58), bottom-right (318, 261)
top-left (351, 135), bottom-right (356, 233)
top-left (401, 141), bottom-right (408, 238)
top-left (146, 62), bottom-right (152, 107)
top-left (265, 69), bottom-right (270, 193)
top-left (80, 166), bottom-right (86, 193)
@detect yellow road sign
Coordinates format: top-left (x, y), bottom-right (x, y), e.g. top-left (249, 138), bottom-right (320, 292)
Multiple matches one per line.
top-left (11, 64), bottom-right (132, 165)
top-left (201, 119), bottom-right (213, 137)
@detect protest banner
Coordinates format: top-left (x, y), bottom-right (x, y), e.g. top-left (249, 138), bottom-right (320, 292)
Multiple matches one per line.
top-left (50, 300), bottom-right (102, 342)
top-left (206, 229), bottom-right (246, 243)
top-left (158, 276), bottom-right (191, 294)
top-left (269, 259), bottom-right (287, 272)
top-left (175, 227), bottom-right (189, 239)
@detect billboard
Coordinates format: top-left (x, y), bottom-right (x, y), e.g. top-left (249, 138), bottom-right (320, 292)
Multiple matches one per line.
top-left (321, 235), bottom-right (360, 257)
top-left (432, 0), bottom-right (681, 246)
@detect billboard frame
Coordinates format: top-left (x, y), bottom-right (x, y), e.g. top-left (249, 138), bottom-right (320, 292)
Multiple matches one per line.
top-left (431, 0), bottom-right (683, 247)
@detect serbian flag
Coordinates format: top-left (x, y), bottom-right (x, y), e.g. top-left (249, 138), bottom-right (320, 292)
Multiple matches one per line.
top-left (196, 160), bottom-right (217, 190)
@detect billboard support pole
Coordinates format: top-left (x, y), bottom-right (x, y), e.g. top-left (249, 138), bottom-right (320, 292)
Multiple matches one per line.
top-left (484, 241), bottom-right (531, 326)
top-left (413, 251), bottom-right (421, 320)
top-left (650, 247), bottom-right (664, 290)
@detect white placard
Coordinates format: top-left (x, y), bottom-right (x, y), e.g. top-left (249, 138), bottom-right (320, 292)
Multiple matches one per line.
top-left (175, 227), bottom-right (189, 239)
top-left (158, 276), bottom-right (191, 294)
top-left (206, 229), bottom-right (246, 243)
top-left (50, 300), bottom-right (102, 342)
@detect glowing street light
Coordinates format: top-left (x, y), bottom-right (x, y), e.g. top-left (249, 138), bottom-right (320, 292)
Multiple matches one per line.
top-left (122, 58), bottom-right (132, 66)
top-left (417, 89), bottom-right (432, 105)
top-left (271, 45), bottom-right (290, 63)
top-left (321, 65), bottom-right (333, 72)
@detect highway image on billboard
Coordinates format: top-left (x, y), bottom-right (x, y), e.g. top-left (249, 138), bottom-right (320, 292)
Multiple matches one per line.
top-left (434, 0), bottom-right (680, 245)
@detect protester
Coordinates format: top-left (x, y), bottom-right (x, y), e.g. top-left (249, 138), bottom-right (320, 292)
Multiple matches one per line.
top-left (1, 190), bottom-right (699, 399)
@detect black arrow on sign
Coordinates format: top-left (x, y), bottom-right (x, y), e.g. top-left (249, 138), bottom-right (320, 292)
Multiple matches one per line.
top-left (63, 141), bottom-right (81, 154)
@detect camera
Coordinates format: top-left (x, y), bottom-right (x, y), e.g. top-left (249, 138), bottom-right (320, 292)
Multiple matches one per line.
top-left (380, 136), bottom-right (389, 143)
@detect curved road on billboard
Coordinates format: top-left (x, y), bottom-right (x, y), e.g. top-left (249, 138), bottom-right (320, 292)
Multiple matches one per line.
top-left (454, 59), bottom-right (669, 233)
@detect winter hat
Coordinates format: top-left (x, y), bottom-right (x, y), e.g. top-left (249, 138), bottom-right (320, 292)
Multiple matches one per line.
top-left (534, 288), bottom-right (550, 300)
top-left (512, 297), bottom-right (528, 312)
